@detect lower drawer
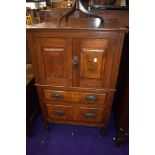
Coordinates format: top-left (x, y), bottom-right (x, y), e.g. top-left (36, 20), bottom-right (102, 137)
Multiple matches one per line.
top-left (75, 107), bottom-right (104, 123)
top-left (46, 105), bottom-right (104, 123)
top-left (47, 105), bottom-right (73, 120)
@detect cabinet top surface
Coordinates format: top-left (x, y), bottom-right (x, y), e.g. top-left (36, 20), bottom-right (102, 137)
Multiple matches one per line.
top-left (26, 18), bottom-right (128, 32)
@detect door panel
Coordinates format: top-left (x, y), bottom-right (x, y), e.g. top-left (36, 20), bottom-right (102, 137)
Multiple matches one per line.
top-left (43, 48), bottom-right (66, 78)
top-left (35, 38), bottom-right (72, 86)
top-left (74, 38), bottom-right (115, 89)
top-left (80, 48), bottom-right (105, 79)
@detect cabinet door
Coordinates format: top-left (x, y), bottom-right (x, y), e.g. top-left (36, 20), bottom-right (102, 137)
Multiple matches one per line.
top-left (34, 38), bottom-right (72, 86)
top-left (73, 38), bottom-right (115, 89)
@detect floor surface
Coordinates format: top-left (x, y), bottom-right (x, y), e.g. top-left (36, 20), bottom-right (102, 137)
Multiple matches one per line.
top-left (26, 114), bottom-right (129, 155)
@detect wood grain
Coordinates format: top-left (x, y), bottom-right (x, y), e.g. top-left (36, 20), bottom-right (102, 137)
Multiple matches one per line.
top-left (43, 89), bottom-right (107, 105)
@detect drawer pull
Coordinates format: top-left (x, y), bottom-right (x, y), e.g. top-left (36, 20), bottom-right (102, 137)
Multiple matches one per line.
top-left (54, 110), bottom-right (65, 116)
top-left (85, 96), bottom-right (98, 102)
top-left (51, 93), bottom-right (64, 99)
top-left (84, 113), bottom-right (96, 118)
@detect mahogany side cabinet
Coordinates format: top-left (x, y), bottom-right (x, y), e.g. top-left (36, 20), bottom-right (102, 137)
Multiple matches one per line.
top-left (26, 18), bottom-right (128, 136)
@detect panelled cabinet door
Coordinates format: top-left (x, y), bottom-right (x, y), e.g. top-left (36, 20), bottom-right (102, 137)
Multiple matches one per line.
top-left (34, 38), bottom-right (72, 86)
top-left (73, 38), bottom-right (115, 89)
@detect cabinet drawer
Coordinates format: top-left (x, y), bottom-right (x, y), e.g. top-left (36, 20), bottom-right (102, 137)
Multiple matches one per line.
top-left (75, 107), bottom-right (104, 123)
top-left (44, 90), bottom-right (106, 105)
top-left (47, 105), bottom-right (104, 123)
top-left (47, 105), bottom-right (73, 120)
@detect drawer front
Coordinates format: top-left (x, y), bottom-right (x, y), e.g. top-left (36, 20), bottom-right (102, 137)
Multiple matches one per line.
top-left (47, 105), bottom-right (73, 120)
top-left (74, 107), bottom-right (104, 123)
top-left (44, 90), bottom-right (106, 105)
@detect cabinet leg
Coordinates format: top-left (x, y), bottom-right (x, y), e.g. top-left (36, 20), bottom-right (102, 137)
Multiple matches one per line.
top-left (100, 128), bottom-right (106, 137)
top-left (26, 123), bottom-right (33, 137)
top-left (114, 128), bottom-right (128, 147)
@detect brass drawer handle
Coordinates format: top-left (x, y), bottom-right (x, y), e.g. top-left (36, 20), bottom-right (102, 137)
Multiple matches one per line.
top-left (85, 96), bottom-right (98, 102)
top-left (84, 113), bottom-right (96, 118)
top-left (54, 110), bottom-right (65, 116)
top-left (51, 93), bottom-right (64, 99)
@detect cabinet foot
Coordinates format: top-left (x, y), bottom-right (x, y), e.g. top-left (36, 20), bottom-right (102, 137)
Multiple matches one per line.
top-left (114, 128), bottom-right (128, 147)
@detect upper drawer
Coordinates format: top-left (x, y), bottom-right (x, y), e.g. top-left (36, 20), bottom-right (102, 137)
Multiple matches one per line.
top-left (43, 90), bottom-right (106, 105)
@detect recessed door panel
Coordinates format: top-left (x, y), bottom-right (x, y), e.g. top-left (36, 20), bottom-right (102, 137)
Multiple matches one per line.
top-left (80, 48), bottom-right (105, 79)
top-left (73, 38), bottom-right (115, 89)
top-left (43, 47), bottom-right (66, 78)
top-left (35, 38), bottom-right (72, 86)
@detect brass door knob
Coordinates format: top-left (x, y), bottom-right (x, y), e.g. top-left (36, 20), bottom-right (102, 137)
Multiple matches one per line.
top-left (73, 56), bottom-right (79, 69)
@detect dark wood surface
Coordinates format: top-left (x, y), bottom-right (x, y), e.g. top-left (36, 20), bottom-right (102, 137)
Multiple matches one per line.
top-left (26, 64), bottom-right (40, 137)
top-left (26, 9), bottom-right (128, 135)
top-left (32, 8), bottom-right (128, 27)
top-left (56, 0), bottom-right (104, 27)
top-left (27, 17), bottom-right (128, 31)
top-left (113, 33), bottom-right (129, 147)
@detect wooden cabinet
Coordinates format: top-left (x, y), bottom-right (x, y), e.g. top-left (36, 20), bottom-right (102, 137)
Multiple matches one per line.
top-left (27, 18), bottom-right (128, 135)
